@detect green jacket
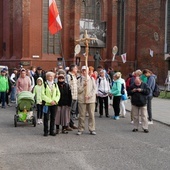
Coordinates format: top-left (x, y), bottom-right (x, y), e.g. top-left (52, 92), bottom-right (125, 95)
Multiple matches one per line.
top-left (0, 75), bottom-right (9, 92)
top-left (42, 82), bottom-right (60, 106)
top-left (140, 74), bottom-right (148, 83)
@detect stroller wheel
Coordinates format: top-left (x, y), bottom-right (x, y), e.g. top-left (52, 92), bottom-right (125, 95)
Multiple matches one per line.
top-left (32, 116), bottom-right (36, 127)
top-left (14, 115), bottom-right (17, 127)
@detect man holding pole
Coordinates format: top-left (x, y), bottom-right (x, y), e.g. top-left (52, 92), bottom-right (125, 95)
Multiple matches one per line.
top-left (75, 30), bottom-right (97, 135)
top-left (77, 66), bottom-right (97, 135)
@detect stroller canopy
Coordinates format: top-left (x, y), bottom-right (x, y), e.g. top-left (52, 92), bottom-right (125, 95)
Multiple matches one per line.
top-left (17, 91), bottom-right (35, 105)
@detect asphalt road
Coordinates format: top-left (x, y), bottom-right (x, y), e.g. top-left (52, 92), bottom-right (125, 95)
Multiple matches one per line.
top-left (0, 104), bottom-right (170, 170)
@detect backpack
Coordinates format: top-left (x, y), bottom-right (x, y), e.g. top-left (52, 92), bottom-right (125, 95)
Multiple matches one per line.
top-left (125, 77), bottom-right (131, 90)
top-left (153, 83), bottom-right (160, 97)
top-left (121, 83), bottom-right (125, 95)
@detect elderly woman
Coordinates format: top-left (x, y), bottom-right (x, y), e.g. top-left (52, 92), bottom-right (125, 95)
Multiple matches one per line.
top-left (55, 73), bottom-right (72, 134)
top-left (42, 71), bottom-right (60, 137)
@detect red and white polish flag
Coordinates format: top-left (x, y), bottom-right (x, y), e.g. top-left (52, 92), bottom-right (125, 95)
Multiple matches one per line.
top-left (121, 53), bottom-right (127, 63)
top-left (48, 0), bottom-right (62, 35)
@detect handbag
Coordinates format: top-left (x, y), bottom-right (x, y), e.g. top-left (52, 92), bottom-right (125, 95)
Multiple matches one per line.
top-left (43, 105), bottom-right (48, 114)
top-left (121, 94), bottom-right (128, 101)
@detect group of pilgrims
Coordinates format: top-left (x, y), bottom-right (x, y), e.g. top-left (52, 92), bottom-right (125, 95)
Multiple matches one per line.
top-left (0, 64), bottom-right (156, 135)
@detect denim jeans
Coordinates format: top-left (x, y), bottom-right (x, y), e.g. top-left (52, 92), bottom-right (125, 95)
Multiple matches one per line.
top-left (147, 96), bottom-right (153, 121)
top-left (0, 92), bottom-right (6, 107)
top-left (10, 86), bottom-right (16, 101)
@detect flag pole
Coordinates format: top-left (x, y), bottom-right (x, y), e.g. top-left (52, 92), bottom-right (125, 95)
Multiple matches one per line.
top-left (48, 0), bottom-right (64, 68)
top-left (59, 33), bottom-right (66, 69)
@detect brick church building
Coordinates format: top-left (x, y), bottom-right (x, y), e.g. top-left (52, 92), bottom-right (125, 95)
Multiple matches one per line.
top-left (0, 0), bottom-right (170, 84)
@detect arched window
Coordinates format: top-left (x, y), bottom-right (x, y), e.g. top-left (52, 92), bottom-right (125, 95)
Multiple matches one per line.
top-left (80, 0), bottom-right (105, 55)
top-left (81, 0), bottom-right (101, 22)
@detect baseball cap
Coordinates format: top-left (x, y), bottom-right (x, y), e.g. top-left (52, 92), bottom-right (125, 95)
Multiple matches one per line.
top-left (1, 69), bottom-right (6, 73)
top-left (81, 66), bottom-right (87, 70)
top-left (100, 69), bottom-right (105, 73)
top-left (65, 67), bottom-right (69, 71)
top-left (3, 68), bottom-right (8, 71)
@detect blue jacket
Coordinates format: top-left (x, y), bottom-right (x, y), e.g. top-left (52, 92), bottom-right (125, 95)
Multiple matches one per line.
top-left (147, 75), bottom-right (156, 96)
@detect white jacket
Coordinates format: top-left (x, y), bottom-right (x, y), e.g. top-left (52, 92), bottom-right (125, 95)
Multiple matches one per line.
top-left (96, 77), bottom-right (110, 97)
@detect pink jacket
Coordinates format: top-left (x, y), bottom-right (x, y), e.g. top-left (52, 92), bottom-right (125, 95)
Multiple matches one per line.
top-left (16, 76), bottom-right (31, 94)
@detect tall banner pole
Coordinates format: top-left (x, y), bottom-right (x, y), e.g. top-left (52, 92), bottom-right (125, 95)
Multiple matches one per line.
top-left (75, 30), bottom-right (97, 99)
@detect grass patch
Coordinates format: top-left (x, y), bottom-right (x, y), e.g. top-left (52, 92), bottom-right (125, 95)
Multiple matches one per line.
top-left (158, 91), bottom-right (170, 99)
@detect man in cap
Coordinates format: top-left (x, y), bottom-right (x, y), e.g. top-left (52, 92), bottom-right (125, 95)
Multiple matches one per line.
top-left (33, 66), bottom-right (46, 84)
top-left (77, 66), bottom-right (97, 135)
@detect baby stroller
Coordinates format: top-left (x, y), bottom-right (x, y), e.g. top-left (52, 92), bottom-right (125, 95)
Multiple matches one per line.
top-left (14, 91), bottom-right (36, 127)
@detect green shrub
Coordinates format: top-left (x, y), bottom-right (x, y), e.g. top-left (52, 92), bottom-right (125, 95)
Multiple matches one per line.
top-left (158, 91), bottom-right (170, 99)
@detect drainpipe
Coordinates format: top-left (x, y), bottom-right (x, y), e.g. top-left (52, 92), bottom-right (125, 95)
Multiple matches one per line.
top-left (135, 0), bottom-right (138, 70)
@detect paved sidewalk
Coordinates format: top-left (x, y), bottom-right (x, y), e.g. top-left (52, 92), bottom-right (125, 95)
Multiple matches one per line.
top-left (125, 98), bottom-right (170, 126)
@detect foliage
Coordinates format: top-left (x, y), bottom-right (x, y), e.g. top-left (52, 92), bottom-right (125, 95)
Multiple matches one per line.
top-left (158, 91), bottom-right (170, 99)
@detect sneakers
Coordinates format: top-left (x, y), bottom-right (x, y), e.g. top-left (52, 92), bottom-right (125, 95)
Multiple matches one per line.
top-left (148, 121), bottom-right (153, 125)
top-left (37, 119), bottom-right (40, 125)
top-left (90, 131), bottom-right (96, 135)
top-left (131, 121), bottom-right (134, 124)
top-left (114, 116), bottom-right (120, 120)
top-left (77, 131), bottom-right (83, 135)
top-left (37, 119), bottom-right (43, 125)
top-left (40, 119), bottom-right (43, 124)
top-left (110, 116), bottom-right (119, 120)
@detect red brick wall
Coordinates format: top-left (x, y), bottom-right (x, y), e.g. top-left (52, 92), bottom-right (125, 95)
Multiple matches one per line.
top-left (0, 0), bottom-right (168, 84)
top-left (0, 0), bottom-right (3, 59)
top-left (137, 0), bottom-right (167, 84)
